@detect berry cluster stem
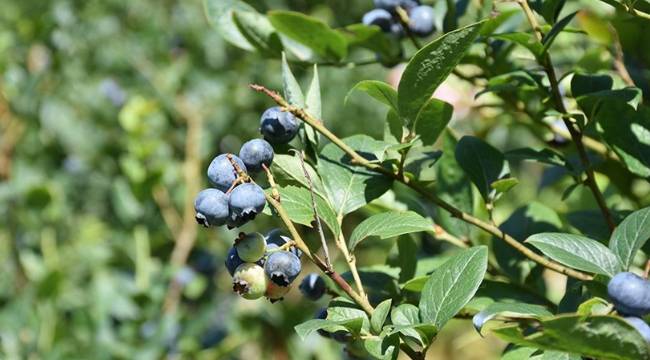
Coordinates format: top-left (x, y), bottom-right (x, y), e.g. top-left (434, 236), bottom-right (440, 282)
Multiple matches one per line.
top-left (250, 83), bottom-right (594, 282)
top-left (262, 192), bottom-right (375, 315)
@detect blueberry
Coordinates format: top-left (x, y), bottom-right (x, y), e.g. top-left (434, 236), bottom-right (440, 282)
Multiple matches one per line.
top-left (225, 247), bottom-right (244, 276)
top-left (189, 248), bottom-right (218, 276)
top-left (207, 154), bottom-right (247, 192)
top-left (407, 5), bottom-right (435, 37)
top-left (300, 273), bottom-right (326, 301)
top-left (226, 212), bottom-right (248, 229)
top-left (194, 189), bottom-right (230, 227)
top-left (232, 263), bottom-right (267, 300)
top-left (266, 281), bottom-right (291, 302)
top-left (390, 22), bottom-right (405, 38)
top-left (239, 139), bottom-right (274, 173)
top-left (607, 272), bottom-right (650, 317)
top-left (199, 325), bottom-right (227, 349)
top-left (374, 0), bottom-right (419, 13)
top-left (234, 232), bottom-right (267, 262)
top-left (362, 9), bottom-right (393, 33)
top-left (229, 183), bottom-right (266, 221)
top-left (625, 317), bottom-right (650, 343)
top-left (265, 229), bottom-right (302, 258)
top-left (259, 106), bottom-right (300, 144)
top-left (264, 250), bottom-right (301, 286)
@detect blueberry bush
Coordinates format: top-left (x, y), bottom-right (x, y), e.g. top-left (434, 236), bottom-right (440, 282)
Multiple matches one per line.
top-left (3, 0), bottom-right (650, 359)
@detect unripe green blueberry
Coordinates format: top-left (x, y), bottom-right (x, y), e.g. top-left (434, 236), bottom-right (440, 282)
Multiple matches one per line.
top-left (234, 232), bottom-right (266, 262)
top-left (232, 263), bottom-right (267, 300)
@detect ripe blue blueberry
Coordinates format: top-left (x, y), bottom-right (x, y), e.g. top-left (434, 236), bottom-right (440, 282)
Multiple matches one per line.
top-left (232, 263), bottom-right (267, 300)
top-left (194, 188), bottom-right (230, 227)
top-left (362, 9), bottom-right (393, 33)
top-left (225, 246), bottom-right (244, 276)
top-left (607, 272), bottom-right (650, 317)
top-left (299, 273), bottom-right (326, 301)
top-left (234, 232), bottom-right (267, 262)
top-left (207, 154), bottom-right (247, 192)
top-left (374, 0), bottom-right (419, 12)
top-left (264, 250), bottom-right (301, 286)
top-left (407, 5), bottom-right (435, 37)
top-left (265, 228), bottom-right (302, 258)
top-left (625, 317), bottom-right (650, 343)
top-left (259, 106), bottom-right (300, 144)
top-left (229, 183), bottom-right (266, 221)
top-left (189, 248), bottom-right (217, 276)
top-left (239, 138), bottom-right (274, 173)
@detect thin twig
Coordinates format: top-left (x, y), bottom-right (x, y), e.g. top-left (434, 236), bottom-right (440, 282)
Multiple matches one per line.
top-left (250, 84), bottom-right (593, 282)
top-left (517, 0), bottom-right (616, 232)
top-left (609, 24), bottom-right (636, 87)
top-left (153, 185), bottom-right (182, 237)
top-left (296, 151), bottom-right (332, 270)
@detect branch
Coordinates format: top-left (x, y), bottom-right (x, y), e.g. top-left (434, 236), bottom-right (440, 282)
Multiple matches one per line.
top-left (517, 0), bottom-right (616, 232)
top-left (250, 84), bottom-right (593, 282)
top-left (162, 96), bottom-right (204, 314)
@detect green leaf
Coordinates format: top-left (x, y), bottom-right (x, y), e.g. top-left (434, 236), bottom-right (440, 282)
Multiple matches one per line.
top-left (455, 136), bottom-right (511, 202)
top-left (319, 135), bottom-right (393, 216)
top-left (594, 100), bottom-right (650, 178)
top-left (276, 186), bottom-right (340, 237)
top-left (492, 315), bottom-right (650, 360)
top-left (412, 98), bottom-right (453, 146)
top-left (540, 351), bottom-right (581, 360)
top-left (492, 32), bottom-right (543, 58)
top-left (371, 299), bottom-right (392, 333)
top-left (501, 347), bottom-right (540, 360)
top-left (419, 246), bottom-right (488, 329)
top-left (349, 211), bottom-right (433, 250)
top-left (304, 64), bottom-right (321, 145)
top-left (494, 203), bottom-right (562, 283)
top-left (327, 297), bottom-right (371, 332)
top-left (389, 304), bottom-right (437, 347)
top-left (281, 53), bottom-right (305, 107)
top-left (541, 0), bottom-right (567, 23)
top-left (385, 109), bottom-right (404, 144)
top-left (435, 131), bottom-right (473, 238)
top-left (476, 71), bottom-right (543, 98)
top-left (397, 21), bottom-right (484, 121)
top-left (268, 11), bottom-right (347, 60)
top-left (491, 177), bottom-right (519, 194)
top-left (526, 233), bottom-right (621, 277)
top-left (541, 11), bottom-right (577, 55)
top-left (345, 80), bottom-right (398, 112)
top-left (271, 154), bottom-right (325, 196)
top-left (577, 88), bottom-right (643, 119)
top-left (294, 317), bottom-right (363, 340)
top-left (609, 206), bottom-right (650, 270)
top-left (472, 302), bottom-right (552, 335)
top-left (363, 332), bottom-right (400, 360)
top-left (232, 10), bottom-right (282, 56)
top-left (203, 0), bottom-right (256, 51)
top-left (341, 24), bottom-right (402, 63)
top-left (506, 148), bottom-right (567, 168)
top-left (570, 73), bottom-right (613, 98)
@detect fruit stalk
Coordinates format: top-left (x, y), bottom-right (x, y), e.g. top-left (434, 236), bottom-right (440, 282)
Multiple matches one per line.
top-left (262, 191), bottom-right (376, 315)
top-left (250, 83), bottom-right (593, 282)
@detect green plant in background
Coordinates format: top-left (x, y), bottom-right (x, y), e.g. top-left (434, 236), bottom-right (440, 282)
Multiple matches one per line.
top-left (3, 0), bottom-right (650, 358)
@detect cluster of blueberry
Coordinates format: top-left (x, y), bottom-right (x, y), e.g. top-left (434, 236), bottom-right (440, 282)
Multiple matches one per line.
top-left (607, 272), bottom-right (650, 342)
top-left (193, 106), bottom-right (329, 303)
top-left (363, 0), bottom-right (435, 38)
